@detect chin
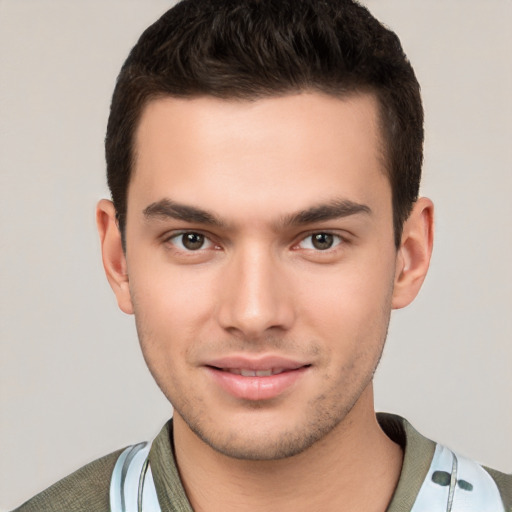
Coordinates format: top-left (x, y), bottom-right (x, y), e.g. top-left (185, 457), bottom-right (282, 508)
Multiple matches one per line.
top-left (180, 403), bottom-right (352, 461)
top-left (194, 428), bottom-right (323, 461)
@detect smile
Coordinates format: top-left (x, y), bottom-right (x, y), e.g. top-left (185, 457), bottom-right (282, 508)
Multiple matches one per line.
top-left (205, 360), bottom-right (311, 401)
top-left (219, 368), bottom-right (287, 377)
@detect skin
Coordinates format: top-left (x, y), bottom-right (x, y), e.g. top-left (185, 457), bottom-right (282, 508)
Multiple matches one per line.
top-left (97, 92), bottom-right (433, 511)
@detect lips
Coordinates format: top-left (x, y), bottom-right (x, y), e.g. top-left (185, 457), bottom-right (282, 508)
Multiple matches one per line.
top-left (204, 356), bottom-right (310, 401)
top-left (221, 368), bottom-right (287, 377)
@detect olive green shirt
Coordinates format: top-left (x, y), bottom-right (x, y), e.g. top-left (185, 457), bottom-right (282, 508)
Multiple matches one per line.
top-left (13, 413), bottom-right (511, 511)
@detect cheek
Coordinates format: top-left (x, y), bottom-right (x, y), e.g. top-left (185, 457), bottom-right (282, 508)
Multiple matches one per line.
top-left (302, 261), bottom-right (394, 314)
top-left (295, 256), bottom-right (395, 347)
top-left (127, 267), bottom-right (218, 386)
top-left (130, 261), bottom-right (217, 329)
top-left (130, 276), bottom-right (197, 401)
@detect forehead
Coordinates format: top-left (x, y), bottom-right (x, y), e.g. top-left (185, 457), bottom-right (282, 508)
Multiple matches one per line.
top-left (129, 92), bottom-right (390, 221)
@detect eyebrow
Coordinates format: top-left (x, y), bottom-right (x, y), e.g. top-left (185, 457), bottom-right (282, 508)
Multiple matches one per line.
top-left (280, 199), bottom-right (371, 227)
top-left (142, 197), bottom-right (371, 228)
top-left (143, 199), bottom-right (225, 227)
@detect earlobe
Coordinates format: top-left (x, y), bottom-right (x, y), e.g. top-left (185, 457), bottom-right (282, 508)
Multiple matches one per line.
top-left (96, 199), bottom-right (134, 315)
top-left (392, 197), bottom-right (434, 310)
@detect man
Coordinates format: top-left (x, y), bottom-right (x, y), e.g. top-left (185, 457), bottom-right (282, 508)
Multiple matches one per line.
top-left (13, 0), bottom-right (511, 511)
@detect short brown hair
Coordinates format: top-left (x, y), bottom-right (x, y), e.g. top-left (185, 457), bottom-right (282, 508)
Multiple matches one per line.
top-left (106, 0), bottom-right (423, 248)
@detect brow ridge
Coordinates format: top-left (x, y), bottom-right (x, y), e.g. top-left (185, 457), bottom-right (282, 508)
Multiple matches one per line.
top-left (280, 199), bottom-right (371, 227)
top-left (143, 197), bottom-right (371, 229)
top-left (143, 199), bottom-right (224, 227)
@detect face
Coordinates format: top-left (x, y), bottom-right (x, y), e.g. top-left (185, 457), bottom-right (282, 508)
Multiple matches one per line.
top-left (112, 93), bottom-right (405, 459)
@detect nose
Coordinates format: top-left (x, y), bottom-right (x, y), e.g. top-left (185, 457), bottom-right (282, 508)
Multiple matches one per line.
top-left (216, 244), bottom-right (295, 339)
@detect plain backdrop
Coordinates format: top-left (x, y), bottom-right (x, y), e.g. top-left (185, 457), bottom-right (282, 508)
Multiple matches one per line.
top-left (1, 0), bottom-right (511, 509)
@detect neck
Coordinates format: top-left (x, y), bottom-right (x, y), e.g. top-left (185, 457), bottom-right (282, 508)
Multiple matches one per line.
top-left (173, 386), bottom-right (402, 512)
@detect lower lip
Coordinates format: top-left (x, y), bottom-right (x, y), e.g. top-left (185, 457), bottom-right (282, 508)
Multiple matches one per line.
top-left (206, 367), bottom-right (309, 401)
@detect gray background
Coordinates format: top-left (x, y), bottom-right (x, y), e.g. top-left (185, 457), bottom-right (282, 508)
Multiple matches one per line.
top-left (1, 0), bottom-right (511, 509)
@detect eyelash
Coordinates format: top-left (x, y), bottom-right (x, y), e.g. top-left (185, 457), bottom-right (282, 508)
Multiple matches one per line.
top-left (294, 232), bottom-right (344, 251)
top-left (164, 230), bottom-right (346, 253)
top-left (165, 231), bottom-right (218, 252)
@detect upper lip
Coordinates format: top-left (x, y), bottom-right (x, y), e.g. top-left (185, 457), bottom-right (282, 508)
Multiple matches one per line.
top-left (204, 355), bottom-right (310, 372)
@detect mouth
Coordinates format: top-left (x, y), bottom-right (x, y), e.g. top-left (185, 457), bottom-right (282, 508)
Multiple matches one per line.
top-left (211, 367), bottom-right (293, 377)
top-left (204, 358), bottom-right (311, 401)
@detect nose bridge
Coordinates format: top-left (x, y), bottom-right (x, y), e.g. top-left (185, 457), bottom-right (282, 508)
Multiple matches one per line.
top-left (217, 240), bottom-right (294, 336)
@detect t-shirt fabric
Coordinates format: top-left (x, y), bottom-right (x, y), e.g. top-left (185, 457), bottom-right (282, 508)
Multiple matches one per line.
top-left (12, 413), bottom-right (511, 511)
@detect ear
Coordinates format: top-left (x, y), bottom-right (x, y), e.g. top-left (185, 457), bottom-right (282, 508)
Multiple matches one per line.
top-left (96, 199), bottom-right (134, 314)
top-left (392, 197), bottom-right (434, 309)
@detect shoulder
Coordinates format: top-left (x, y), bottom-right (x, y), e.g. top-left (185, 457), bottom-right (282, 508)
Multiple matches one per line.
top-left (418, 443), bottom-right (511, 511)
top-left (483, 466), bottom-right (512, 510)
top-left (378, 413), bottom-right (512, 511)
top-left (12, 449), bottom-right (123, 512)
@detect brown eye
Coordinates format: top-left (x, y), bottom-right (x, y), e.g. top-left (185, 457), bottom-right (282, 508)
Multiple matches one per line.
top-left (297, 232), bottom-right (342, 251)
top-left (169, 232), bottom-right (212, 251)
top-left (181, 233), bottom-right (205, 250)
top-left (311, 233), bottom-right (334, 250)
